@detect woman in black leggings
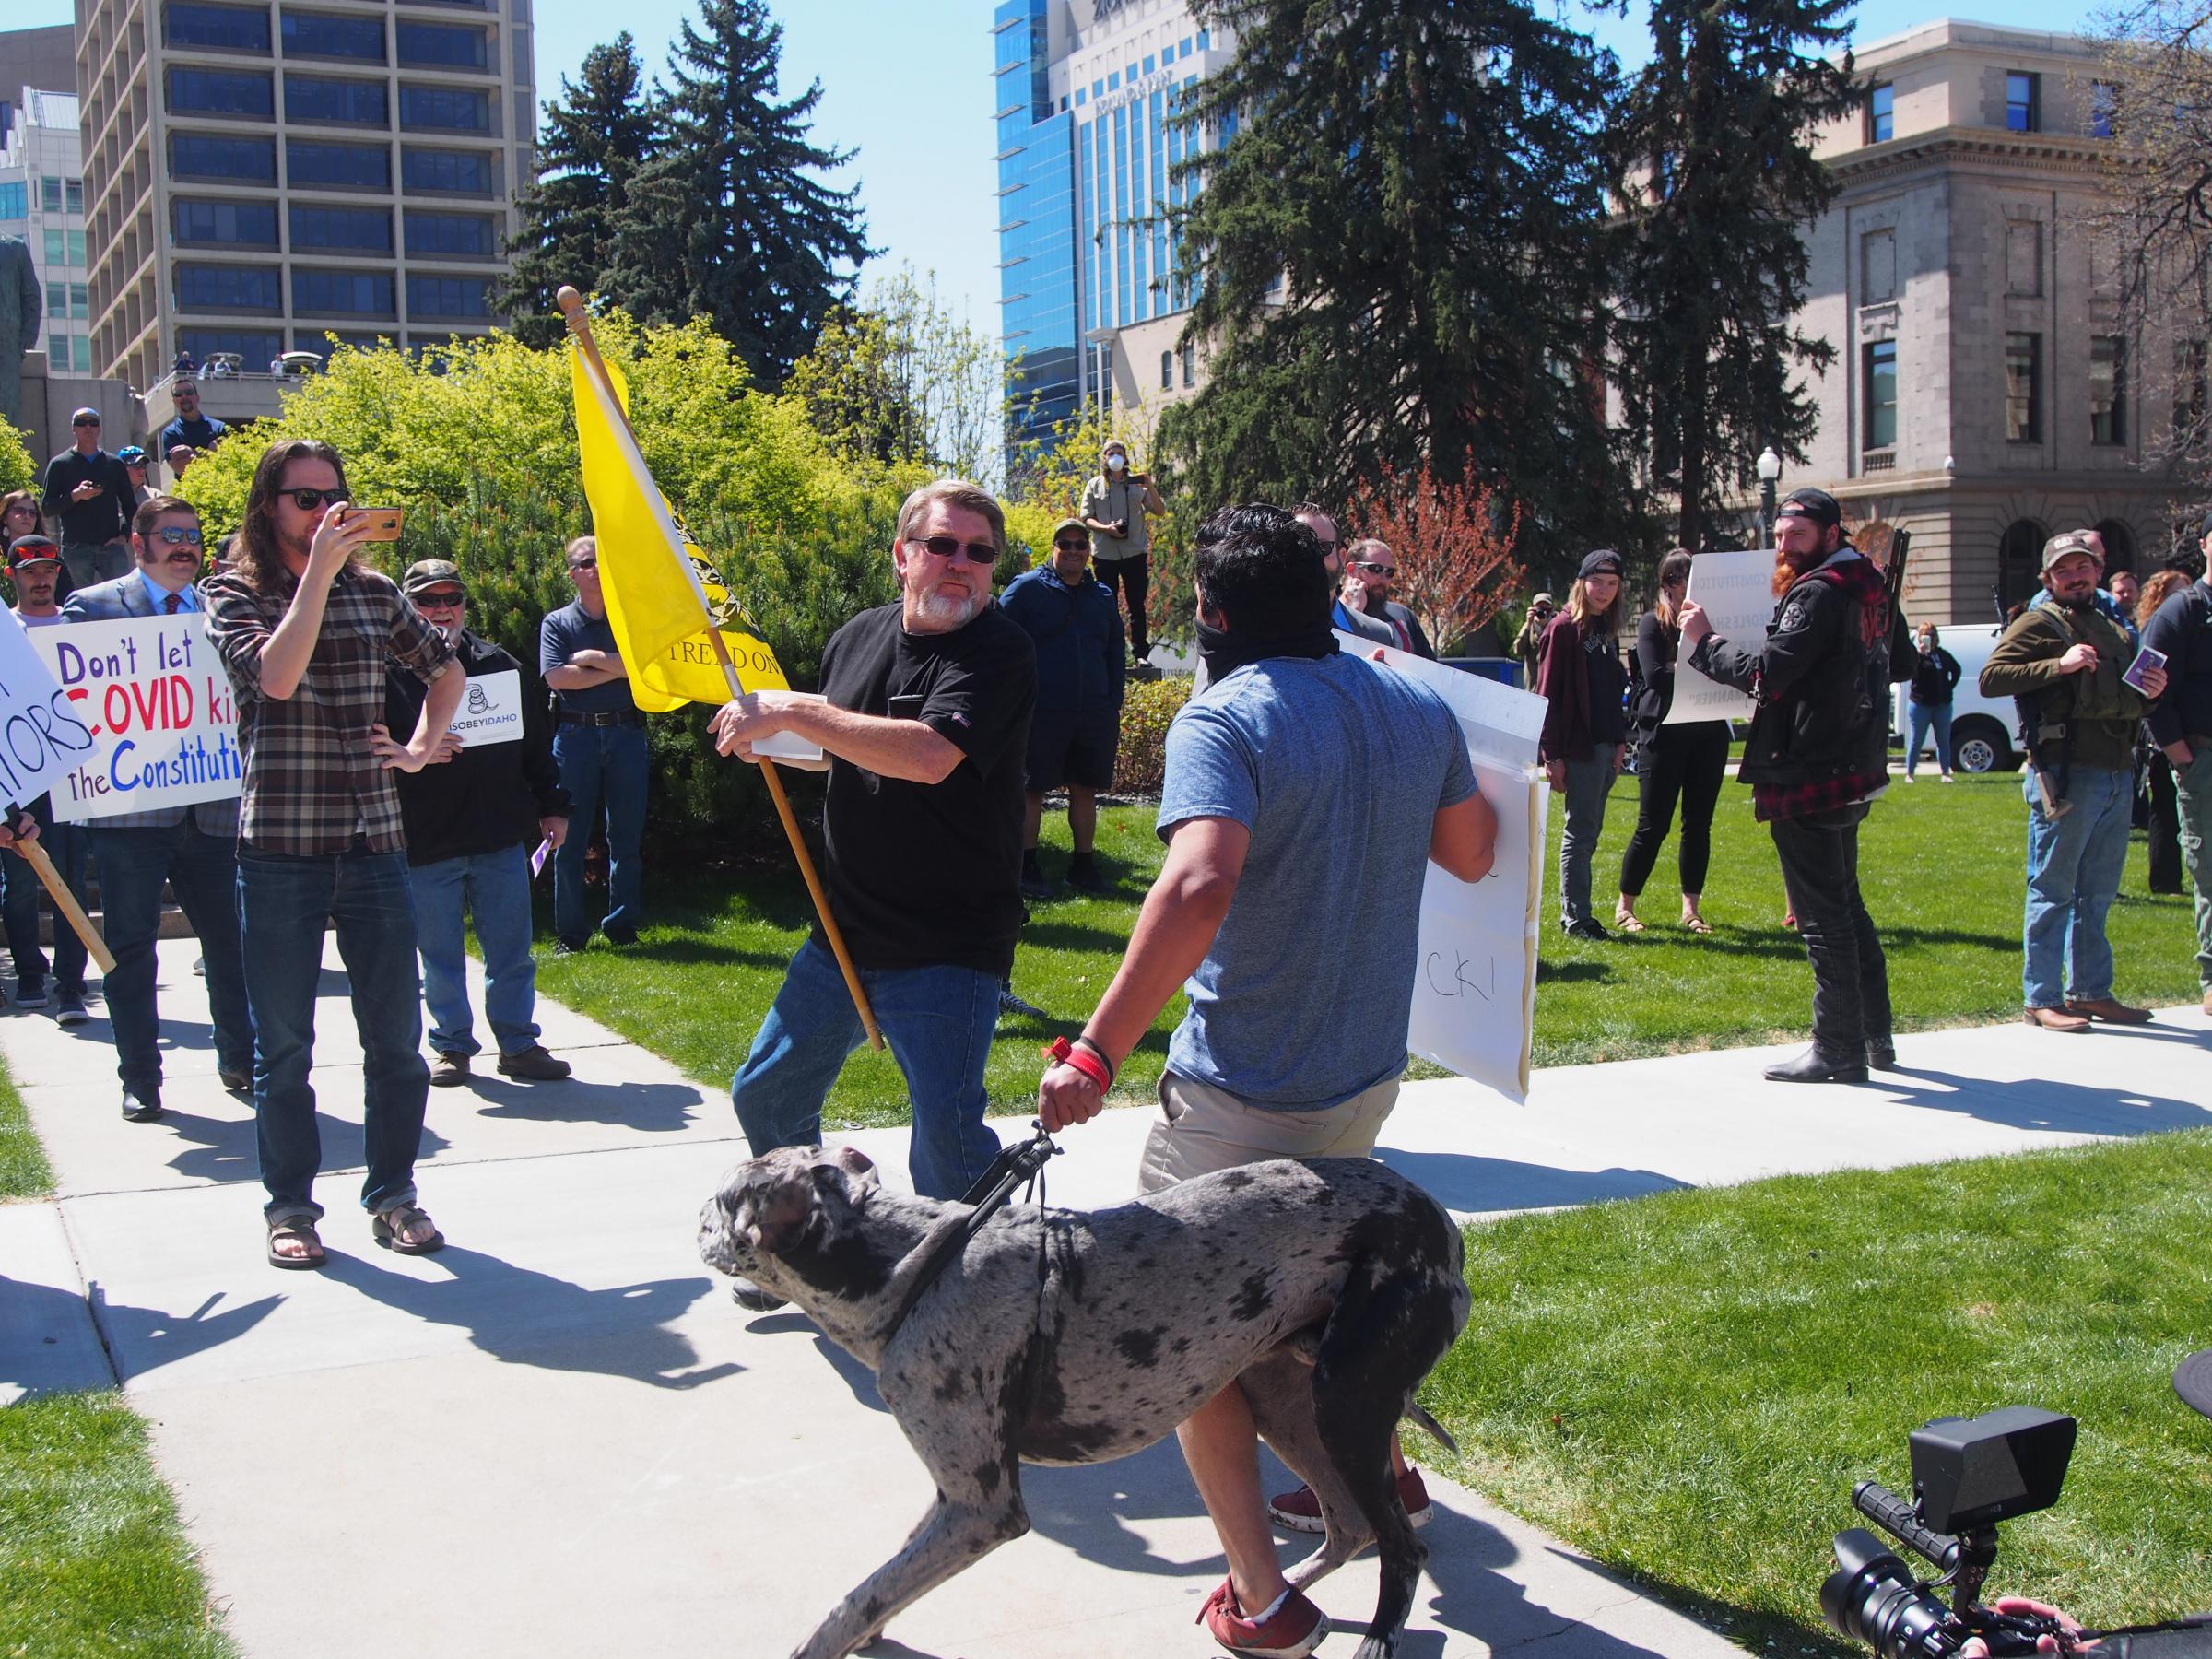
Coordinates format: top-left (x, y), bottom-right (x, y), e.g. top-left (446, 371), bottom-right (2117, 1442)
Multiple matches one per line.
top-left (1616, 549), bottom-right (1731, 934)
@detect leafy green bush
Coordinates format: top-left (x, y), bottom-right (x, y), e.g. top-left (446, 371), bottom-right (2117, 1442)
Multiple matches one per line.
top-left (1112, 674), bottom-right (1194, 796)
top-left (0, 415), bottom-right (33, 497)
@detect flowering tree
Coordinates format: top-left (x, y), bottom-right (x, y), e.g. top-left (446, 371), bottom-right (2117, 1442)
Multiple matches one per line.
top-left (1343, 463), bottom-right (1526, 654)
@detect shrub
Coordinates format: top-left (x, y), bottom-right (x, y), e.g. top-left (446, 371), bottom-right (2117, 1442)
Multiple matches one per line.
top-left (1112, 674), bottom-right (1194, 796)
top-left (0, 416), bottom-right (33, 497)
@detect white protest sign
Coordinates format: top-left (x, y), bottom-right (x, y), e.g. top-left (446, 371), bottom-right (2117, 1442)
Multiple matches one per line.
top-left (29, 613), bottom-right (243, 821)
top-left (447, 667), bottom-right (524, 747)
top-left (0, 611), bottom-right (101, 810)
top-left (1663, 548), bottom-right (1771, 725)
top-left (1336, 631), bottom-right (1550, 1103)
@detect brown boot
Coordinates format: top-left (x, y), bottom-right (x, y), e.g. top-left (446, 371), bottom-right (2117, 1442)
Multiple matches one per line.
top-left (2064, 996), bottom-right (2152, 1025)
top-left (2024, 1006), bottom-right (2090, 1032)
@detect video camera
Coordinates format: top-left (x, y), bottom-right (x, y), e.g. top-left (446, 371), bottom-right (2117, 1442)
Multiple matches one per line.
top-left (1822, 1406), bottom-right (2078, 1659)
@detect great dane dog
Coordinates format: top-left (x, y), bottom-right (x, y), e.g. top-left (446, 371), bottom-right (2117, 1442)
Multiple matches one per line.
top-left (697, 1144), bottom-right (1472, 1659)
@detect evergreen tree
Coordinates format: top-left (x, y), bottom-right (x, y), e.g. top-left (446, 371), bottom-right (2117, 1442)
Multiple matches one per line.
top-left (609, 0), bottom-right (873, 388)
top-left (1159, 0), bottom-right (1631, 564)
top-left (1610, 0), bottom-right (1860, 550)
top-left (500, 33), bottom-right (657, 349)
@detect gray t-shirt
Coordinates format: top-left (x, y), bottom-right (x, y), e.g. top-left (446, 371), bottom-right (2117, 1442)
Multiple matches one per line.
top-left (1158, 651), bottom-right (1477, 1110)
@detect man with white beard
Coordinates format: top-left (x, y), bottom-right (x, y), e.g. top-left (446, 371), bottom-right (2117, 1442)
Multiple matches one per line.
top-left (708, 482), bottom-right (1037, 1300)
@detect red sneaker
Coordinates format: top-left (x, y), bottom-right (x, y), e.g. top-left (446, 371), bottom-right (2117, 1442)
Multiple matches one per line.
top-left (1266, 1466), bottom-right (1433, 1534)
top-left (1197, 1580), bottom-right (1330, 1657)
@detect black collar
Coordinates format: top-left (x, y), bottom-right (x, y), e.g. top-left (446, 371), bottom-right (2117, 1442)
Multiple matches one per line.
top-left (874, 1125), bottom-right (1061, 1344)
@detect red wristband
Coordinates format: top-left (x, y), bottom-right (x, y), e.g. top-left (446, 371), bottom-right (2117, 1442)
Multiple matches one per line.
top-left (1042, 1036), bottom-right (1112, 1093)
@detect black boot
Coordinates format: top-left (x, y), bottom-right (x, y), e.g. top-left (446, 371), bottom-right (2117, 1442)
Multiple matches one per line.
top-left (1019, 848), bottom-right (1053, 900)
top-left (1762, 1045), bottom-right (1867, 1084)
top-left (1865, 1035), bottom-right (1898, 1070)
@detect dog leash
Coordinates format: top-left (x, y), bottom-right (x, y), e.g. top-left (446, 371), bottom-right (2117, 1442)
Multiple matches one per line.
top-left (876, 1123), bottom-right (1062, 1343)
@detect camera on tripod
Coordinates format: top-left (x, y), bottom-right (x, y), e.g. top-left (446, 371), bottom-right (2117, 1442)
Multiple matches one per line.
top-left (1822, 1406), bottom-right (2078, 1659)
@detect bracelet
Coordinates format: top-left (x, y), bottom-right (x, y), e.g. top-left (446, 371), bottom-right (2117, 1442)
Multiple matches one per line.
top-left (1042, 1036), bottom-right (1112, 1093)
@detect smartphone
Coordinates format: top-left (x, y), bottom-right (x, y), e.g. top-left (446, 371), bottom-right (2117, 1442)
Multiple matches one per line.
top-left (2122, 644), bottom-right (2168, 695)
top-left (352, 508), bottom-right (406, 541)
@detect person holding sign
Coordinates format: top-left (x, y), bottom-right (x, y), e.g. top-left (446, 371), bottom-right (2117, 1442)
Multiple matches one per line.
top-left (1, 534), bottom-right (91, 1025)
top-left (60, 496), bottom-right (253, 1121)
top-left (540, 536), bottom-right (648, 954)
top-left (385, 559), bottom-right (571, 1087)
top-left (1033, 503), bottom-right (1496, 1659)
top-left (1537, 550), bottom-right (1630, 940)
top-left (1616, 550), bottom-right (1729, 935)
top-left (205, 439), bottom-right (465, 1269)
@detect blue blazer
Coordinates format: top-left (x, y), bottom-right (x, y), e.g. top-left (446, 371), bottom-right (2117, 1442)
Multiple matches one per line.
top-left (60, 572), bottom-right (204, 622)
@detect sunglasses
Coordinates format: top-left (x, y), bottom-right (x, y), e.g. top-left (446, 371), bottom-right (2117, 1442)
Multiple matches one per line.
top-left (151, 525), bottom-right (205, 547)
top-left (1053, 538), bottom-right (1089, 552)
top-left (568, 558), bottom-right (597, 572)
top-left (74, 418), bottom-right (100, 429)
top-left (414, 589), bottom-right (465, 607)
top-left (284, 488), bottom-right (346, 511)
top-left (1353, 560), bottom-right (1395, 575)
top-left (907, 535), bottom-right (997, 565)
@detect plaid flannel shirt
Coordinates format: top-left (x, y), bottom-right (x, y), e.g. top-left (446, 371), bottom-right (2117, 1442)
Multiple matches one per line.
top-left (205, 561), bottom-right (455, 854)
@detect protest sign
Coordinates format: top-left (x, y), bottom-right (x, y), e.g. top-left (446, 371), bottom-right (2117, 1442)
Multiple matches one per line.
top-left (1663, 548), bottom-right (1771, 725)
top-left (1337, 631), bottom-right (1549, 1102)
top-left (28, 614), bottom-right (243, 822)
top-left (0, 610), bottom-right (100, 811)
top-left (447, 667), bottom-right (524, 747)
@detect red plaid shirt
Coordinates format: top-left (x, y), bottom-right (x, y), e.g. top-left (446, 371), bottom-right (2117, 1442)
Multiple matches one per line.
top-left (206, 561), bottom-right (455, 854)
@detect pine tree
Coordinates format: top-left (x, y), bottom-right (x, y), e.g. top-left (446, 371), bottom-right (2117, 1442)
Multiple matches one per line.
top-left (499, 33), bottom-right (657, 349)
top-left (1610, 0), bottom-right (1861, 550)
top-left (1159, 0), bottom-right (1632, 566)
top-left (608, 0), bottom-right (873, 388)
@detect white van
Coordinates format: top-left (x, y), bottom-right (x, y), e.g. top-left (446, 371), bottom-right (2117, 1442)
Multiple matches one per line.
top-left (1891, 623), bottom-right (2022, 773)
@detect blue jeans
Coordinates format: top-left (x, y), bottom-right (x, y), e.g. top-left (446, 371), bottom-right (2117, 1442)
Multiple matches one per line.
top-left (2, 810), bottom-right (88, 994)
top-left (237, 841), bottom-right (429, 1224)
top-left (732, 937), bottom-right (1003, 1200)
top-left (1906, 701), bottom-right (1954, 775)
top-left (88, 820), bottom-right (252, 1101)
top-left (406, 846), bottom-right (540, 1058)
top-left (1557, 754), bottom-right (1618, 927)
top-left (551, 722), bottom-right (648, 942)
top-left (2022, 765), bottom-right (2132, 1009)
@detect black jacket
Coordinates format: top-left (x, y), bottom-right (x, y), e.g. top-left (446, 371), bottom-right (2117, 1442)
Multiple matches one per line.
top-left (384, 628), bottom-right (570, 865)
top-left (1908, 645), bottom-right (1961, 705)
top-left (2143, 579), bottom-right (2212, 748)
top-left (41, 448), bottom-right (135, 545)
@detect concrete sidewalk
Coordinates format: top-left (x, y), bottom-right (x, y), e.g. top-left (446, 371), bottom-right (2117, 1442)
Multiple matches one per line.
top-left (3, 938), bottom-right (2206, 1659)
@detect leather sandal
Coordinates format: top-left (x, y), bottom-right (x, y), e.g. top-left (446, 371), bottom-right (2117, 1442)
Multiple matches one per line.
top-left (371, 1203), bottom-right (445, 1255)
top-left (267, 1216), bottom-right (326, 1271)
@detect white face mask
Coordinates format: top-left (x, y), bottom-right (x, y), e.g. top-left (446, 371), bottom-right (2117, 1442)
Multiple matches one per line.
top-left (1105, 453), bottom-right (1126, 474)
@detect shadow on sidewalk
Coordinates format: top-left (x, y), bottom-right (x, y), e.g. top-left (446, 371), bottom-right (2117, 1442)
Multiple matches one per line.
top-left (466, 1077), bottom-right (702, 1132)
top-left (88, 1283), bottom-right (285, 1383)
top-left (158, 1109), bottom-right (455, 1186)
top-left (1376, 1150), bottom-right (1690, 1216)
top-left (1875, 1066), bottom-right (2212, 1135)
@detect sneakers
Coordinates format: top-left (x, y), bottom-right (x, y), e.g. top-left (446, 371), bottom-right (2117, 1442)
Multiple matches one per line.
top-left (1268, 1465), bottom-right (1433, 1535)
top-left (15, 976), bottom-right (46, 1009)
top-left (497, 1045), bottom-right (571, 1081)
top-left (1563, 917), bottom-right (1607, 941)
top-left (729, 1277), bottom-right (788, 1313)
top-left (1197, 1580), bottom-right (1329, 1657)
top-left (429, 1052), bottom-right (471, 1087)
top-left (55, 991), bottom-right (90, 1027)
top-left (552, 938), bottom-right (584, 958)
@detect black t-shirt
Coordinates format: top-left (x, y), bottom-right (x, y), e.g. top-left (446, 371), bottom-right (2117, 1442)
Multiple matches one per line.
top-left (817, 602), bottom-right (1037, 976)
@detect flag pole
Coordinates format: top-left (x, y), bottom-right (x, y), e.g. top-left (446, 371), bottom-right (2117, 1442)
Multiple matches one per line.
top-left (556, 288), bottom-right (883, 1052)
top-left (16, 832), bottom-right (115, 973)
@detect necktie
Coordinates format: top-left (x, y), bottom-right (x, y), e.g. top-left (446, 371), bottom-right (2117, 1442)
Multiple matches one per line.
top-left (164, 594), bottom-right (182, 615)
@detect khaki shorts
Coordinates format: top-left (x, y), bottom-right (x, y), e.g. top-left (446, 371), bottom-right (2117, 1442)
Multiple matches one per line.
top-left (1137, 1070), bottom-right (1401, 1194)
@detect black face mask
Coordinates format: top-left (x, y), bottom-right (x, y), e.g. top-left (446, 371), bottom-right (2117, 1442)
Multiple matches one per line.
top-left (1195, 612), bottom-right (1340, 684)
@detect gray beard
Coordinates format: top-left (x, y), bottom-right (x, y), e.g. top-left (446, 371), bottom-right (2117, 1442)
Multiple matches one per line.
top-left (910, 588), bottom-right (982, 629)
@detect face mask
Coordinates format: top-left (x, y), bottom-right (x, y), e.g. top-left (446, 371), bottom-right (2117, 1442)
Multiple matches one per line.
top-left (1105, 454), bottom-right (1126, 474)
top-left (1194, 611), bottom-right (1340, 685)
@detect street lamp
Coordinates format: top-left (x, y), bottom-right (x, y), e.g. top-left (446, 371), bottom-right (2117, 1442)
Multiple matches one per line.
top-left (1756, 446), bottom-right (1783, 547)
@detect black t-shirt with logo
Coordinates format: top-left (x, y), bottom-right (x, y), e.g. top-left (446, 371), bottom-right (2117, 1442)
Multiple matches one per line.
top-left (817, 602), bottom-right (1037, 977)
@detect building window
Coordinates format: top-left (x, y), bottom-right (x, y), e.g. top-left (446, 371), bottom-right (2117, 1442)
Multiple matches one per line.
top-left (1861, 229), bottom-right (1896, 303)
top-left (402, 147), bottom-right (491, 194)
top-left (165, 67), bottom-right (275, 119)
top-left (2006, 71), bottom-right (2040, 133)
top-left (404, 210), bottom-right (494, 256)
top-left (288, 138), bottom-right (391, 189)
top-left (1998, 519), bottom-right (2047, 611)
top-left (2006, 332), bottom-right (2041, 442)
top-left (282, 10), bottom-right (385, 61)
top-left (2005, 220), bottom-right (2041, 297)
top-left (171, 197), bottom-right (279, 247)
top-left (69, 283), bottom-right (88, 317)
top-left (398, 86), bottom-right (491, 132)
top-left (171, 132), bottom-right (277, 182)
top-left (1866, 82), bottom-right (1893, 144)
top-left (289, 204), bottom-right (392, 252)
top-left (175, 263), bottom-right (282, 312)
top-left (1181, 340), bottom-right (1195, 386)
top-left (64, 181), bottom-right (83, 214)
top-left (2090, 335), bottom-right (2126, 446)
top-left (165, 2), bottom-right (271, 53)
top-left (2090, 80), bottom-right (2119, 139)
top-left (41, 177), bottom-right (62, 213)
top-left (0, 182), bottom-right (25, 220)
top-left (2094, 519), bottom-right (2136, 572)
top-left (179, 326), bottom-right (284, 364)
top-left (293, 268), bottom-right (395, 315)
top-left (406, 275), bottom-right (492, 318)
top-left (47, 333), bottom-right (73, 371)
top-left (2177, 339), bottom-right (2208, 441)
top-left (1865, 339), bottom-right (1898, 450)
top-left (41, 229), bottom-right (88, 267)
top-left (286, 76), bottom-right (388, 125)
top-left (1159, 349), bottom-right (1172, 391)
top-left (395, 21), bottom-right (488, 68)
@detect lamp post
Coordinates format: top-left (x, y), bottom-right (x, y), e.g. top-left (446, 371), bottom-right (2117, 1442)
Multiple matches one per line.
top-left (1756, 446), bottom-right (1783, 547)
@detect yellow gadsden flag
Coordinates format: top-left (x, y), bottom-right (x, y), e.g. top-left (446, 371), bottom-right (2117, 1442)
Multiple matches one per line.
top-left (569, 344), bottom-right (788, 709)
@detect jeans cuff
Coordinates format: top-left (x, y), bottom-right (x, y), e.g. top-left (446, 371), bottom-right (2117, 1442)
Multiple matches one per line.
top-left (264, 1200), bottom-right (324, 1227)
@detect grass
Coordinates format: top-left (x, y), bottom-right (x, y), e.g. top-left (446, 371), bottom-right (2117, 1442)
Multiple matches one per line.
top-left (0, 1052), bottom-right (52, 1201)
top-left (0, 1393), bottom-right (236, 1658)
top-left (539, 770), bottom-right (2203, 1114)
top-left (1421, 1130), bottom-right (2212, 1654)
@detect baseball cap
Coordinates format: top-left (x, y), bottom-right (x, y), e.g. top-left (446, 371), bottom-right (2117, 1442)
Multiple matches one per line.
top-left (1529, 591), bottom-right (1557, 610)
top-left (2041, 530), bottom-right (2102, 571)
top-left (71, 406), bottom-right (101, 427)
top-left (7, 535), bottom-right (62, 571)
top-left (1774, 488), bottom-right (1842, 529)
top-left (1578, 548), bottom-right (1624, 581)
top-left (1051, 517), bottom-right (1088, 546)
top-left (401, 558), bottom-right (466, 598)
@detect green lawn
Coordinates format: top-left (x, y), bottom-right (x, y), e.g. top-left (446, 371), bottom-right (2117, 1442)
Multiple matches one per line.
top-left (540, 770), bottom-right (2202, 1117)
top-left (0, 1393), bottom-right (236, 1658)
top-left (0, 1051), bottom-right (52, 1201)
top-left (1424, 1130), bottom-right (2212, 1654)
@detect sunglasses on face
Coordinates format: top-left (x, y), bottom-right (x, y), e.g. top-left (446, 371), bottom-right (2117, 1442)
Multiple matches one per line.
top-left (568, 558), bottom-right (597, 572)
top-left (284, 488), bottom-right (346, 511)
top-left (1353, 560), bottom-right (1396, 576)
top-left (151, 525), bottom-right (204, 547)
top-left (1053, 538), bottom-right (1088, 553)
top-left (415, 590), bottom-right (465, 607)
top-left (74, 418), bottom-right (100, 429)
top-left (907, 535), bottom-right (997, 565)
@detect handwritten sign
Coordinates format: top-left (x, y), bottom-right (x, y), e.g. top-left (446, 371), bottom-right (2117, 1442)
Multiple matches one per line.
top-left (1664, 548), bottom-right (1770, 725)
top-left (28, 614), bottom-right (243, 821)
top-left (0, 612), bottom-right (100, 810)
top-left (448, 667), bottom-right (524, 747)
top-left (1338, 631), bottom-right (1549, 1103)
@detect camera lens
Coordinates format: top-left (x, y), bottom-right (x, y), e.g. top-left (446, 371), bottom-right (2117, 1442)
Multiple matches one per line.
top-left (1823, 1531), bottom-right (1966, 1659)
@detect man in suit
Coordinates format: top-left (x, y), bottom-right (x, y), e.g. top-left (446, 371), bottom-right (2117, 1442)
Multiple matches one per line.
top-left (60, 494), bottom-right (253, 1123)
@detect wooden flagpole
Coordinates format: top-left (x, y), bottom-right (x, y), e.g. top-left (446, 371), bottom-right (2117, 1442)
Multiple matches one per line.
top-left (557, 288), bottom-right (882, 1051)
top-left (14, 830), bottom-right (115, 974)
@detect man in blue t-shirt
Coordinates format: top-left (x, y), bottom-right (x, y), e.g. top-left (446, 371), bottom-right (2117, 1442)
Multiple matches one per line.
top-left (538, 535), bottom-right (648, 952)
top-left (1036, 501), bottom-right (1497, 1659)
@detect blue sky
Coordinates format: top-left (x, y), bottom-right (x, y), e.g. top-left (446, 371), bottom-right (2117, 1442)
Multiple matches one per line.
top-left (19, 0), bottom-right (2106, 348)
